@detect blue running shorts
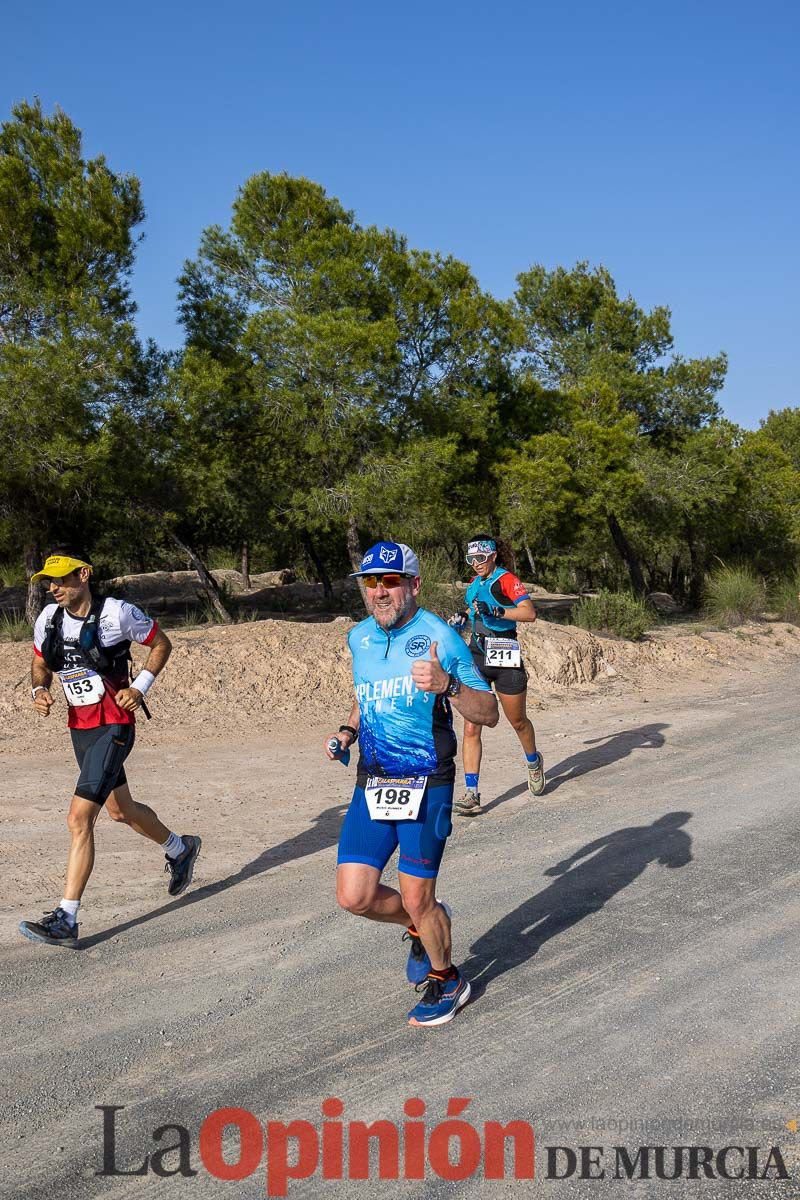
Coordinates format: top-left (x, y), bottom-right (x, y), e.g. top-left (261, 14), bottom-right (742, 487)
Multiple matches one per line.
top-left (337, 781), bottom-right (454, 879)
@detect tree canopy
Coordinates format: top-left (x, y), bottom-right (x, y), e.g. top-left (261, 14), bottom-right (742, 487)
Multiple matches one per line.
top-left (2, 102), bottom-right (798, 616)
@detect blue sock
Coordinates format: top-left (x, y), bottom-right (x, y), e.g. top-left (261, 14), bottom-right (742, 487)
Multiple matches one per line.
top-left (465, 773), bottom-right (479, 791)
top-left (525, 751), bottom-right (540, 765)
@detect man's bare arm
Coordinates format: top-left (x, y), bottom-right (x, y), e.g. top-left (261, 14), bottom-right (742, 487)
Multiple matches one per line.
top-left (324, 699), bottom-right (360, 759)
top-left (450, 685), bottom-right (499, 727)
top-left (410, 642), bottom-right (499, 727)
top-left (140, 628), bottom-right (172, 676)
top-left (31, 654), bottom-right (55, 716)
top-left (116, 629), bottom-right (172, 712)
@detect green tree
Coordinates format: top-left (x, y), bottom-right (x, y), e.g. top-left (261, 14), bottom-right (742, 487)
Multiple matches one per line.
top-left (511, 262), bottom-right (728, 591)
top-left (759, 407), bottom-right (800, 471)
top-left (0, 100), bottom-right (143, 618)
top-left (514, 261), bottom-right (727, 439)
top-left (176, 172), bottom-right (508, 597)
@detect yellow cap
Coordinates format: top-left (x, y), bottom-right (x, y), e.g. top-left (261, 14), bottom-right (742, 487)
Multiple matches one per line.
top-left (30, 555), bottom-right (92, 583)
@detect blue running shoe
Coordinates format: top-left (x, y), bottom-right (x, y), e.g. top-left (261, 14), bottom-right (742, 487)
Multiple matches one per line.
top-left (19, 907), bottom-right (79, 948)
top-left (408, 971), bottom-right (471, 1027)
top-left (403, 901), bottom-right (452, 983)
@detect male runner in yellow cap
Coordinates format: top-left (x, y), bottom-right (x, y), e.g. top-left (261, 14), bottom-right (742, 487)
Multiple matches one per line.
top-left (20, 545), bottom-right (201, 947)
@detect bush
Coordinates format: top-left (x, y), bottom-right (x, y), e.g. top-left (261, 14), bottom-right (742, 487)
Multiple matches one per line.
top-left (0, 610), bottom-right (32, 641)
top-left (703, 565), bottom-right (765, 627)
top-left (417, 548), bottom-right (461, 619)
top-left (768, 572), bottom-right (800, 623)
top-left (0, 559), bottom-right (26, 589)
top-left (572, 590), bottom-right (654, 641)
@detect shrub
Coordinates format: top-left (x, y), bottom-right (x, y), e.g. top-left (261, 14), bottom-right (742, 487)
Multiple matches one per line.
top-left (703, 565), bottom-right (765, 627)
top-left (0, 559), bottom-right (26, 589)
top-left (572, 590), bottom-right (654, 641)
top-left (768, 572), bottom-right (800, 623)
top-left (416, 548), bottom-right (461, 619)
top-left (0, 610), bottom-right (32, 641)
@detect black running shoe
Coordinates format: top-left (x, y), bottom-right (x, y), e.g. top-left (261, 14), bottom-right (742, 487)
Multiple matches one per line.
top-left (19, 907), bottom-right (79, 948)
top-left (165, 834), bottom-right (202, 897)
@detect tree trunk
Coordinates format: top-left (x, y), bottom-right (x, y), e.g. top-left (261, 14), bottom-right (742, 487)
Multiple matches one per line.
top-left (669, 554), bottom-right (681, 598)
top-left (346, 517), bottom-right (367, 608)
top-left (524, 540), bottom-right (536, 580)
top-left (240, 542), bottom-right (250, 591)
top-left (684, 521), bottom-right (703, 610)
top-left (606, 512), bottom-right (647, 597)
top-left (24, 542), bottom-right (43, 625)
top-left (171, 534), bottom-right (233, 624)
top-left (301, 532), bottom-right (333, 602)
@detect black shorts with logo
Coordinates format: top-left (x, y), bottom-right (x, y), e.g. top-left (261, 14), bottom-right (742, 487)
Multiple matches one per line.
top-left (470, 645), bottom-right (528, 696)
top-left (71, 724), bottom-right (135, 806)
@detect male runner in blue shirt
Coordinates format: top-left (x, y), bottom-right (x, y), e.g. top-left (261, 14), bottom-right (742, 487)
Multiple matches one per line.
top-left (324, 542), bottom-right (498, 1027)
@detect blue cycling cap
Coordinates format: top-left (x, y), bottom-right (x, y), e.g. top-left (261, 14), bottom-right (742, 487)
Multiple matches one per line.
top-left (350, 541), bottom-right (421, 577)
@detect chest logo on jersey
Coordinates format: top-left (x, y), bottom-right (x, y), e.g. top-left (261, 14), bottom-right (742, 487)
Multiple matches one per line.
top-left (405, 635), bottom-right (431, 658)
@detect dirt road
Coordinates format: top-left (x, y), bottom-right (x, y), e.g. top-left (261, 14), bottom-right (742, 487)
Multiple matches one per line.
top-left (2, 666), bottom-right (799, 1197)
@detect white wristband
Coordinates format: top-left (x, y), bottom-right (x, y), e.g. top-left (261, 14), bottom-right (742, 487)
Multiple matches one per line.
top-left (131, 670), bottom-right (156, 695)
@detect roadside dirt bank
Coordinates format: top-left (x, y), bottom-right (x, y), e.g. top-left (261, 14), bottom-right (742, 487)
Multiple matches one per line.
top-left (2, 615), bottom-right (798, 756)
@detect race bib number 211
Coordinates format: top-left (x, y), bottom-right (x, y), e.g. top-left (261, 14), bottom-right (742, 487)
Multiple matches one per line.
top-left (484, 638), bottom-right (521, 668)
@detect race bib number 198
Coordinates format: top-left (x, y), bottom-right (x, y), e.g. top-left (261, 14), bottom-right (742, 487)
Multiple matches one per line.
top-left (484, 638), bottom-right (521, 668)
top-left (59, 668), bottom-right (105, 707)
top-left (365, 775), bottom-right (427, 821)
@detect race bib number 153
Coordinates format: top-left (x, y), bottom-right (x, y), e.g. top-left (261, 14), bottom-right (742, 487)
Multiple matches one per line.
top-left (59, 668), bottom-right (105, 707)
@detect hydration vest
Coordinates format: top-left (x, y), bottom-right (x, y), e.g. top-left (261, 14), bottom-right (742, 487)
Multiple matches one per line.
top-left (466, 568), bottom-right (519, 645)
top-left (40, 595), bottom-right (131, 681)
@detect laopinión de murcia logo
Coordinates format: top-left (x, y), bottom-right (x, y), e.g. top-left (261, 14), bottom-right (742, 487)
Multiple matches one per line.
top-left (96, 1101), bottom-right (793, 1193)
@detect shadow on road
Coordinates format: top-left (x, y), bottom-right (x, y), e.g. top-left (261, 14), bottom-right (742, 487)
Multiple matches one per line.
top-left (483, 723), bottom-right (669, 811)
top-left (464, 810), bottom-right (692, 998)
top-left (78, 801), bottom-right (348, 950)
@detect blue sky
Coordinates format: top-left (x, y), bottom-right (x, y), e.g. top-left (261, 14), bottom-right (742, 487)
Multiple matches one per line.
top-left (4, 1), bottom-right (797, 428)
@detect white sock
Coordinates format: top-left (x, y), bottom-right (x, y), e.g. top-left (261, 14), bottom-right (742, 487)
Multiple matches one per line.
top-left (162, 831), bottom-right (186, 859)
top-left (60, 898), bottom-right (80, 926)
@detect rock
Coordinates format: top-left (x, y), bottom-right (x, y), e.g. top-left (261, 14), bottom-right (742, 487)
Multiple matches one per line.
top-left (521, 623), bottom-right (607, 685)
top-left (647, 592), bottom-right (683, 615)
top-left (248, 569), bottom-right (296, 589)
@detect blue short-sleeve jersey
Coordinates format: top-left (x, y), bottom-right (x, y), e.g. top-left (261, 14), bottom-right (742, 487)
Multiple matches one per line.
top-left (347, 606), bottom-right (490, 784)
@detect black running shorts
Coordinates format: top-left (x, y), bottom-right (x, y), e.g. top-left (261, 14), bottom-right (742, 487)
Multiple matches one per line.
top-left (470, 647), bottom-right (528, 696)
top-left (70, 724), bottom-right (135, 806)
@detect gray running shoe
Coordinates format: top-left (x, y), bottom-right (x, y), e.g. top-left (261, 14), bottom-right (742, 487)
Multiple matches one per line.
top-left (454, 789), bottom-right (482, 817)
top-left (165, 834), bottom-right (202, 897)
top-left (527, 753), bottom-right (546, 797)
top-left (19, 907), bottom-right (79, 947)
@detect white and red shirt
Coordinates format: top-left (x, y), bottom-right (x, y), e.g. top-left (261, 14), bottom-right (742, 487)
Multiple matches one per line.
top-left (34, 598), bottom-right (159, 729)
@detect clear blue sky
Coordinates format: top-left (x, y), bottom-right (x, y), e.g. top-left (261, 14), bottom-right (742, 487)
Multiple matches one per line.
top-left (4, 1), bottom-right (798, 428)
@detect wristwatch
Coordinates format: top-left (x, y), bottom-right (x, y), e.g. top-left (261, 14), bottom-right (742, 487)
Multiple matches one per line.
top-left (31, 685), bottom-right (48, 700)
top-left (446, 673), bottom-right (462, 697)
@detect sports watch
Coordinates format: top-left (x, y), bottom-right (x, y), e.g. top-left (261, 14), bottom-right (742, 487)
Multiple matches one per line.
top-left (446, 673), bottom-right (462, 697)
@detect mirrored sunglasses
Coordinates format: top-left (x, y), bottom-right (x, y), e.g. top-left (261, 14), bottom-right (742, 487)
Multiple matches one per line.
top-left (362, 573), bottom-right (412, 589)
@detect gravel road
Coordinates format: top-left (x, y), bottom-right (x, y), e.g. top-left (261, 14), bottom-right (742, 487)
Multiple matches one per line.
top-left (2, 668), bottom-right (799, 1198)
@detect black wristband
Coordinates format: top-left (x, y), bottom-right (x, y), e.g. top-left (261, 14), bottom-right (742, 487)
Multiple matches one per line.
top-left (339, 724), bottom-right (358, 742)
